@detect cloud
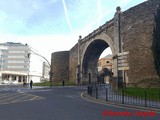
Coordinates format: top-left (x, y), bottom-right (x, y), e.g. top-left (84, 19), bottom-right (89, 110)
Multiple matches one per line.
top-left (120, 0), bottom-right (132, 4)
top-left (62, 0), bottom-right (73, 33)
top-left (0, 33), bottom-right (78, 61)
top-left (47, 0), bottom-right (59, 4)
top-left (97, 0), bottom-right (102, 26)
top-left (32, 1), bottom-right (40, 9)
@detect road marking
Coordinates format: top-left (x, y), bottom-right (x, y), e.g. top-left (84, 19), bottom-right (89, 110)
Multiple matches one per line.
top-left (30, 96), bottom-right (38, 100)
top-left (0, 93), bottom-right (12, 98)
top-left (11, 95), bottom-right (32, 103)
top-left (67, 95), bottom-right (80, 98)
top-left (0, 93), bottom-right (24, 103)
top-left (0, 92), bottom-right (45, 105)
top-left (0, 93), bottom-right (20, 99)
top-left (26, 89), bottom-right (51, 92)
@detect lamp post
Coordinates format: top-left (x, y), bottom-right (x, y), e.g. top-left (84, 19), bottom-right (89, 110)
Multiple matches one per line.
top-left (0, 53), bottom-right (2, 83)
top-left (0, 53), bottom-right (2, 71)
top-left (29, 50), bottom-right (53, 87)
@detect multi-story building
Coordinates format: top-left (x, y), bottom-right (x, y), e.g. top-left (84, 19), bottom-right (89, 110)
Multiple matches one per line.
top-left (42, 62), bottom-right (50, 81)
top-left (29, 55), bottom-right (50, 83)
top-left (0, 42), bottom-right (30, 84)
top-left (98, 54), bottom-right (113, 72)
top-left (97, 54), bottom-right (113, 83)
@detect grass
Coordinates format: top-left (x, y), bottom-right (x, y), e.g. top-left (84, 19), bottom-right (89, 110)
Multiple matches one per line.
top-left (117, 87), bottom-right (160, 100)
top-left (33, 81), bottom-right (77, 86)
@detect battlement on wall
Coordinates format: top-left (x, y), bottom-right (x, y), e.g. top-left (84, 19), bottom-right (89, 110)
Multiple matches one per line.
top-left (80, 19), bottom-right (114, 44)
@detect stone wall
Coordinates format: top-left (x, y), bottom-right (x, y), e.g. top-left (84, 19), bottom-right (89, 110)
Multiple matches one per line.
top-left (69, 44), bottom-right (78, 83)
top-left (50, 0), bottom-right (160, 86)
top-left (51, 51), bottom-right (69, 83)
top-left (121, 0), bottom-right (159, 83)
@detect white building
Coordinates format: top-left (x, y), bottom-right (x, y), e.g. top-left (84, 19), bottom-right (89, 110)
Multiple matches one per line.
top-left (0, 42), bottom-right (50, 84)
top-left (42, 62), bottom-right (50, 81)
top-left (29, 55), bottom-right (50, 83)
top-left (0, 42), bottom-right (30, 84)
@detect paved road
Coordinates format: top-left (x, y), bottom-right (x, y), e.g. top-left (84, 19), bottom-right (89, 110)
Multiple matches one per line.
top-left (0, 86), bottom-right (159, 120)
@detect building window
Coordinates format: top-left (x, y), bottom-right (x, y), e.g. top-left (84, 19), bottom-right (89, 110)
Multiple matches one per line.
top-left (9, 51), bottom-right (25, 53)
top-left (106, 61), bottom-right (110, 63)
top-left (8, 56), bottom-right (25, 58)
top-left (8, 61), bottom-right (25, 63)
top-left (8, 66), bottom-right (24, 68)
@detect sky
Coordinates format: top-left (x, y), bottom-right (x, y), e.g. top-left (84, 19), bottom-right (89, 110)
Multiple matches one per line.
top-left (0, 0), bottom-right (147, 62)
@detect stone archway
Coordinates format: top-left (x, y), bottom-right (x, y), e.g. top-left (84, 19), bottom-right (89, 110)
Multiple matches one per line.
top-left (80, 34), bottom-right (117, 84)
top-left (52, 0), bottom-right (160, 87)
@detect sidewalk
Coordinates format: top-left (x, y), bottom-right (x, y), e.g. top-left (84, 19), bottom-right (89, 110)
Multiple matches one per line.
top-left (87, 84), bottom-right (160, 110)
top-left (82, 91), bottom-right (160, 113)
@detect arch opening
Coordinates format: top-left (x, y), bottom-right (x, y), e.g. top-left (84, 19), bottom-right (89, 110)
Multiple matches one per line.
top-left (98, 47), bottom-right (113, 84)
top-left (82, 39), bottom-right (113, 84)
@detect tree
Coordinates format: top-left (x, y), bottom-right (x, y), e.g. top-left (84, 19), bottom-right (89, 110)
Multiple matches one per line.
top-left (152, 5), bottom-right (160, 77)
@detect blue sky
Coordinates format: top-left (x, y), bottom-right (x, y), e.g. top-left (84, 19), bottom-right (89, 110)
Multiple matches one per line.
top-left (0, 0), bottom-right (147, 60)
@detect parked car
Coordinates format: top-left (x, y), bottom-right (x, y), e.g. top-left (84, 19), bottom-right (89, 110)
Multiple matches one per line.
top-left (11, 80), bottom-right (18, 85)
top-left (1, 80), bottom-right (9, 84)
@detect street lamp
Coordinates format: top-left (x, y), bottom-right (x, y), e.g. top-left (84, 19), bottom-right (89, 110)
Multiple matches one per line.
top-left (0, 53), bottom-right (3, 71)
top-left (0, 52), bottom-right (2, 83)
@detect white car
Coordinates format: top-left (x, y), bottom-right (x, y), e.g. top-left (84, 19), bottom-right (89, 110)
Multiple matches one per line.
top-left (1, 80), bottom-right (9, 84)
top-left (11, 80), bottom-right (18, 84)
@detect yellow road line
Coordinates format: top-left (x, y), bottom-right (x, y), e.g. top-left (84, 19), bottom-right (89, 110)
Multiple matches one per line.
top-left (0, 93), bottom-right (19, 101)
top-left (0, 97), bottom-right (44, 105)
top-left (0, 92), bottom-right (45, 105)
top-left (0, 93), bottom-right (18, 98)
top-left (11, 94), bottom-right (32, 103)
top-left (0, 93), bottom-right (24, 103)
top-left (30, 96), bottom-right (38, 100)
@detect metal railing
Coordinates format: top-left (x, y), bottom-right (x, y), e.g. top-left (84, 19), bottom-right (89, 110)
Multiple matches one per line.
top-left (87, 84), bottom-right (160, 108)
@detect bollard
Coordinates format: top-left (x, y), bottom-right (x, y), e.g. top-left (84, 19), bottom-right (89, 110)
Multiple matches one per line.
top-left (87, 86), bottom-right (89, 94)
top-left (90, 86), bottom-right (92, 97)
top-left (122, 89), bottom-right (124, 104)
top-left (106, 89), bottom-right (108, 101)
top-left (96, 87), bottom-right (98, 99)
top-left (144, 91), bottom-right (147, 107)
top-left (88, 86), bottom-right (91, 96)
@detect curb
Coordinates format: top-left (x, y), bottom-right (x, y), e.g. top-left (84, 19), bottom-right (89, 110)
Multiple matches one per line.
top-left (81, 92), bottom-right (160, 113)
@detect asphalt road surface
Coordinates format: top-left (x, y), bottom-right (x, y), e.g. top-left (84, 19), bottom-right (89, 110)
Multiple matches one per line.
top-left (0, 86), bottom-right (159, 120)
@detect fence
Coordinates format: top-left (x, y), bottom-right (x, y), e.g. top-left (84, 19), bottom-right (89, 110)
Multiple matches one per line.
top-left (87, 84), bottom-right (160, 108)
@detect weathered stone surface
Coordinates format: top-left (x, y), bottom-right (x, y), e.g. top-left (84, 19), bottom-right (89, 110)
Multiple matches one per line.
top-left (51, 51), bottom-right (69, 83)
top-left (51, 0), bottom-right (160, 86)
top-left (121, 0), bottom-right (160, 83)
top-left (69, 44), bottom-right (78, 83)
